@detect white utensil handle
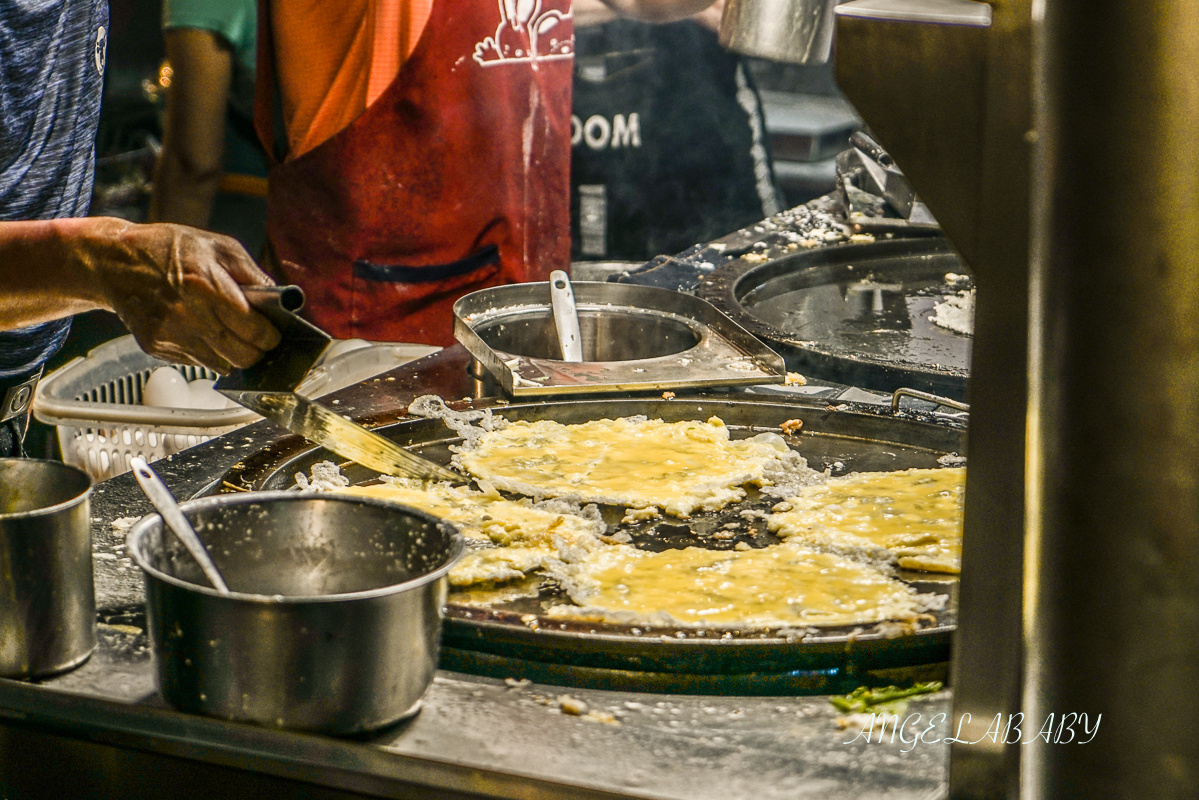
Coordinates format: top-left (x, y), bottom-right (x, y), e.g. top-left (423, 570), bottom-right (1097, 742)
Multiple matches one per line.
top-left (549, 269), bottom-right (583, 362)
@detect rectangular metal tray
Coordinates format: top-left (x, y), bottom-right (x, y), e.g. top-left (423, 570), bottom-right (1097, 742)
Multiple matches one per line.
top-left (453, 281), bottom-right (787, 396)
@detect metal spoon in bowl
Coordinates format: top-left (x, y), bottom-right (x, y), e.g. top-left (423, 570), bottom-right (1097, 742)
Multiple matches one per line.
top-left (549, 269), bottom-right (583, 362)
top-left (130, 457), bottom-right (231, 594)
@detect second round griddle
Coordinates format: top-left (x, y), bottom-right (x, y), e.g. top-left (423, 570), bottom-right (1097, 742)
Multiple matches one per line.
top-left (218, 396), bottom-right (965, 694)
top-left (699, 238), bottom-right (974, 401)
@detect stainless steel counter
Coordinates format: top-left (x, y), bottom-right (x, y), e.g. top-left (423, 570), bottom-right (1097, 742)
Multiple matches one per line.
top-left (0, 345), bottom-right (953, 799)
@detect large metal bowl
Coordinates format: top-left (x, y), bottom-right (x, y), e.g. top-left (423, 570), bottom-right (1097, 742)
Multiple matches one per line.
top-left (127, 492), bottom-right (463, 734)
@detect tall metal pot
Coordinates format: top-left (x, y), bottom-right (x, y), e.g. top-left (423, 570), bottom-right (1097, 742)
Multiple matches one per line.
top-left (0, 459), bottom-right (94, 679)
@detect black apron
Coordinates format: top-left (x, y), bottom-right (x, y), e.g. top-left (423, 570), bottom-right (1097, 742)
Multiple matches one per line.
top-left (570, 19), bottom-right (781, 261)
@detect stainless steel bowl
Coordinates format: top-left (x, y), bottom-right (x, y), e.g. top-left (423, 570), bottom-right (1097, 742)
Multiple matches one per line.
top-left (127, 492), bottom-right (463, 734)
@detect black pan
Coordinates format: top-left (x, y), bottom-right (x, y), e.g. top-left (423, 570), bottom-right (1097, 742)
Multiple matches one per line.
top-left (698, 238), bottom-right (973, 401)
top-left (217, 396), bottom-right (966, 694)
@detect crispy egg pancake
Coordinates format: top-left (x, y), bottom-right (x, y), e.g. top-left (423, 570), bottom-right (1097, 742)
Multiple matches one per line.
top-left (767, 467), bottom-right (964, 573)
top-left (547, 542), bottom-right (934, 629)
top-left (455, 416), bottom-right (807, 518)
top-left (340, 479), bottom-right (605, 587)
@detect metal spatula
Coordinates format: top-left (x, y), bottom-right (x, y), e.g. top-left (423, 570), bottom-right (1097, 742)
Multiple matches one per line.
top-left (216, 286), bottom-right (462, 483)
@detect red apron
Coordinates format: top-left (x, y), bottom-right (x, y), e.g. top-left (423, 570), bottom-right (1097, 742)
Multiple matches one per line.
top-left (256, 1), bottom-right (574, 344)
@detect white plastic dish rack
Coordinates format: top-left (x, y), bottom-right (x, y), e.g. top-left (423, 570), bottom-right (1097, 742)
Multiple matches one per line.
top-left (33, 335), bottom-right (439, 481)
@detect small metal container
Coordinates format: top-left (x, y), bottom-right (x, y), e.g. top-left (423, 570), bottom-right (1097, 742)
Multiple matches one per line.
top-left (127, 492), bottom-right (463, 734)
top-left (0, 459), bottom-right (95, 679)
top-left (720, 0), bottom-right (838, 64)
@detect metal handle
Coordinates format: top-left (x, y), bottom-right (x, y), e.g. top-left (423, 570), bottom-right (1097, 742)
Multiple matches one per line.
top-left (216, 284), bottom-right (332, 393)
top-left (549, 270), bottom-right (583, 362)
top-left (850, 130), bottom-right (894, 167)
top-left (890, 387), bottom-right (970, 413)
top-left (242, 284), bottom-right (306, 314)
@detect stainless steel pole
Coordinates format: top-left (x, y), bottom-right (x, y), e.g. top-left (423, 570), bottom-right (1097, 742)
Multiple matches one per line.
top-left (833, 4), bottom-right (1033, 791)
top-left (1026, 1), bottom-right (1199, 796)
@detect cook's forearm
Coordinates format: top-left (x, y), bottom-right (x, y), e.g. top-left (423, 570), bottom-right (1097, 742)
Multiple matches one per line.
top-left (594, 0), bottom-right (716, 22)
top-left (0, 216), bottom-right (281, 370)
top-left (0, 218), bottom-right (110, 329)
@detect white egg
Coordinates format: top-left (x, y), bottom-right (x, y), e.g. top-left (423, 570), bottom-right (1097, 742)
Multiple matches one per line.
top-left (187, 378), bottom-right (234, 410)
top-left (142, 367), bottom-right (191, 408)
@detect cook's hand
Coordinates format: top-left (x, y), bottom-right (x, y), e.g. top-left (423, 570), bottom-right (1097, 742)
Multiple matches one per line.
top-left (88, 218), bottom-right (282, 373)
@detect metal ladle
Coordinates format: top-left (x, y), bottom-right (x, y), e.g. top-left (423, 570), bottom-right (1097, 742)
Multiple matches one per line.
top-left (130, 457), bottom-right (231, 594)
top-left (549, 269), bottom-right (583, 362)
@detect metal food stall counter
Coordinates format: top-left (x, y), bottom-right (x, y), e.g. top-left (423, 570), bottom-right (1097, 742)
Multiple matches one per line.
top-left (0, 346), bottom-right (955, 800)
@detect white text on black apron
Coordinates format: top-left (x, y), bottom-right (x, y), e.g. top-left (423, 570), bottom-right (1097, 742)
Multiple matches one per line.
top-left (571, 113), bottom-right (642, 150)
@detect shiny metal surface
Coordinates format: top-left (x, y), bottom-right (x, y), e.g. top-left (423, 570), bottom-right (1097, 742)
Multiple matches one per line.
top-left (455, 280), bottom-right (785, 396)
top-left (218, 285), bottom-right (459, 481)
top-left (834, 1), bottom-right (990, 265)
top-left (127, 492), bottom-right (463, 734)
top-left (0, 346), bottom-right (955, 798)
top-left (219, 285), bottom-right (331, 395)
top-left (940, 2), bottom-right (1031, 797)
top-left (835, 2), bottom-right (1033, 797)
top-left (720, 0), bottom-right (837, 64)
top-left (0, 665), bottom-right (954, 800)
top-left (837, 132), bottom-right (940, 231)
top-left (837, 0), bottom-right (991, 24)
top-left (0, 459), bottom-right (95, 679)
top-left (1026, 0), bottom-right (1199, 796)
top-left (220, 390), bottom-right (461, 482)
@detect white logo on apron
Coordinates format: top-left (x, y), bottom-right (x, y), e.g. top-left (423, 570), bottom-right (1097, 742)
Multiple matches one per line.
top-left (94, 25), bottom-right (107, 76)
top-left (474, 0), bottom-right (573, 66)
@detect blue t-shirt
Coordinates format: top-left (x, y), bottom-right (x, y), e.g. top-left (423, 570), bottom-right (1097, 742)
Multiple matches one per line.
top-left (0, 0), bottom-right (109, 379)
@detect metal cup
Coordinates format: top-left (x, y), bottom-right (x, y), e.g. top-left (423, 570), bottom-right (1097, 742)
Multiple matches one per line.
top-left (719, 0), bottom-right (838, 64)
top-left (0, 459), bottom-right (95, 679)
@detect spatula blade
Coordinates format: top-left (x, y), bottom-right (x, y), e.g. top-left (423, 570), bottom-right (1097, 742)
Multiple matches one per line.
top-left (221, 390), bottom-right (463, 482)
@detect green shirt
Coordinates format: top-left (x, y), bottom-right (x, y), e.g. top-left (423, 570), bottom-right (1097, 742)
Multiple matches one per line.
top-left (162, 0), bottom-right (256, 74)
top-left (162, 0), bottom-right (265, 177)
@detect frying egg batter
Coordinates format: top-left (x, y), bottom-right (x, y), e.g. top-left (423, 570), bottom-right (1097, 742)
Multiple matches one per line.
top-left (340, 479), bottom-right (604, 586)
top-left (456, 416), bottom-right (797, 517)
top-left (548, 542), bottom-right (930, 628)
top-left (768, 467), bottom-right (964, 573)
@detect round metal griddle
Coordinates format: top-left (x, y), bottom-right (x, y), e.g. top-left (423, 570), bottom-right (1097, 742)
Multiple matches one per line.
top-left (218, 396), bottom-right (965, 694)
top-left (698, 238), bottom-right (974, 401)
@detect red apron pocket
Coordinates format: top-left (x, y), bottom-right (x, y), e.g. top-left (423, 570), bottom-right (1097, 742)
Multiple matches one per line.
top-left (350, 247), bottom-right (504, 344)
